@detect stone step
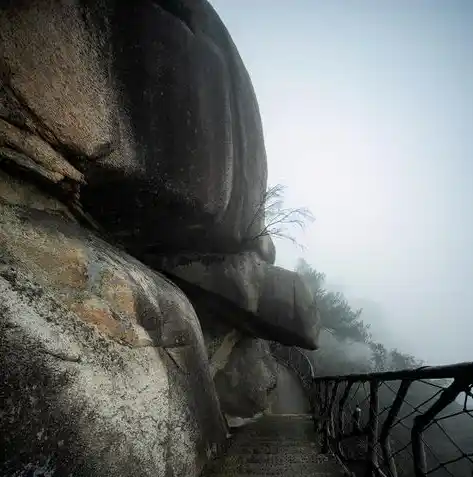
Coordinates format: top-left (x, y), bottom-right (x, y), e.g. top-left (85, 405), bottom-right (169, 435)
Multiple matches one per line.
top-left (205, 473), bottom-right (341, 477)
top-left (234, 415), bottom-right (313, 426)
top-left (232, 429), bottom-right (316, 438)
top-left (202, 416), bottom-right (346, 477)
top-left (237, 424), bottom-right (315, 432)
top-left (231, 435), bottom-right (318, 443)
top-left (240, 418), bottom-right (314, 427)
top-left (220, 454), bottom-right (332, 465)
top-left (218, 459), bottom-right (339, 471)
top-left (233, 435), bottom-right (317, 444)
top-left (234, 421), bottom-right (313, 428)
top-left (228, 445), bottom-right (320, 456)
top-left (257, 414), bottom-right (314, 420)
top-left (204, 461), bottom-right (341, 477)
top-left (229, 440), bottom-right (319, 448)
top-left (234, 429), bottom-right (316, 438)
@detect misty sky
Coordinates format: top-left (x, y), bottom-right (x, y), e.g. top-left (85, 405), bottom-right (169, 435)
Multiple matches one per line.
top-left (210, 0), bottom-right (473, 366)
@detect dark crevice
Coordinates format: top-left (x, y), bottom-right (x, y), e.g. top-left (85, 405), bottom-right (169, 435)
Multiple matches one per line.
top-left (1, 79), bottom-right (62, 149)
top-left (1, 78), bottom-right (117, 180)
top-left (0, 146), bottom-right (62, 183)
top-left (0, 158), bottom-right (101, 233)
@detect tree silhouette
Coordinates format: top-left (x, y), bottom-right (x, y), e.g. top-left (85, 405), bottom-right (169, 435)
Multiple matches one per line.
top-left (245, 184), bottom-right (314, 247)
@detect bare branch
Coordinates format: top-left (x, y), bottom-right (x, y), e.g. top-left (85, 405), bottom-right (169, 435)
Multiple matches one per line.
top-left (244, 183), bottom-right (314, 248)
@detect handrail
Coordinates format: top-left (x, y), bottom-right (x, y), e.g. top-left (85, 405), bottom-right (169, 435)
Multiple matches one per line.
top-left (311, 362), bottom-right (473, 477)
top-left (269, 341), bottom-right (315, 392)
top-left (313, 361), bottom-right (473, 383)
top-left (268, 343), bottom-right (473, 477)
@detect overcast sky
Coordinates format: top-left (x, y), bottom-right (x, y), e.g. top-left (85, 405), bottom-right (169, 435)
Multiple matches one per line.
top-left (209, 1), bottom-right (473, 366)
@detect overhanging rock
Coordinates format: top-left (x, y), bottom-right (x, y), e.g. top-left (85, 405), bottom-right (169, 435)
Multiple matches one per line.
top-left (154, 252), bottom-right (321, 350)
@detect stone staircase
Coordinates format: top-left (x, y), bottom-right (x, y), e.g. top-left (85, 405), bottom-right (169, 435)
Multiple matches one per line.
top-left (202, 414), bottom-right (348, 477)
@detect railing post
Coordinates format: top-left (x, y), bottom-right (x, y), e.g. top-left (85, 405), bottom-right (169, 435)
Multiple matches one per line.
top-left (380, 380), bottom-right (411, 477)
top-left (313, 380), bottom-right (321, 430)
top-left (311, 379), bottom-right (319, 432)
top-left (338, 382), bottom-right (353, 458)
top-left (328, 381), bottom-right (340, 441)
top-left (366, 380), bottom-right (379, 477)
top-left (279, 351), bottom-right (473, 477)
top-left (412, 377), bottom-right (470, 477)
top-left (322, 380), bottom-right (330, 453)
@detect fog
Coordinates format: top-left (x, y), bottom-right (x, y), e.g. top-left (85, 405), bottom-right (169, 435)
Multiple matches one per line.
top-left (210, 0), bottom-right (473, 366)
top-left (311, 330), bottom-right (374, 373)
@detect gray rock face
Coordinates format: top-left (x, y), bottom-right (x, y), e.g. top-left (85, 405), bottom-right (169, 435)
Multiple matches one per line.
top-left (156, 253), bottom-right (321, 349)
top-left (0, 0), bottom-right (268, 258)
top-left (214, 338), bottom-right (278, 419)
top-left (258, 265), bottom-right (321, 349)
top-left (191, 302), bottom-right (279, 420)
top-left (0, 1), bottom-right (319, 473)
top-left (0, 179), bottom-right (227, 477)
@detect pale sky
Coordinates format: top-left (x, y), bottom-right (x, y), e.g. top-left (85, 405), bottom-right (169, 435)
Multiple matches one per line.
top-left (209, 0), bottom-right (473, 366)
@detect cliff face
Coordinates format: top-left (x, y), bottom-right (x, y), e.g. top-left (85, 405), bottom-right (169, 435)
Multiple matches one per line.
top-left (0, 0), bottom-right (268, 257)
top-left (0, 1), bottom-right (320, 476)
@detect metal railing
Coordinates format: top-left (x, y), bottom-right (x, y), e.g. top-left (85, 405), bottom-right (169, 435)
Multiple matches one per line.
top-left (312, 363), bottom-right (473, 477)
top-left (269, 341), bottom-right (315, 393)
top-left (269, 344), bottom-right (473, 477)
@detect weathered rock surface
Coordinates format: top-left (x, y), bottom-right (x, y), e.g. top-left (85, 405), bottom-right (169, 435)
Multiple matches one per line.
top-left (0, 0), bottom-right (322, 350)
top-left (0, 0), bottom-right (321, 474)
top-left (0, 0), bottom-right (269, 258)
top-left (155, 253), bottom-right (321, 349)
top-left (196, 310), bottom-right (279, 420)
top-left (258, 264), bottom-right (321, 349)
top-left (0, 180), bottom-right (227, 477)
top-left (213, 338), bottom-right (278, 419)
